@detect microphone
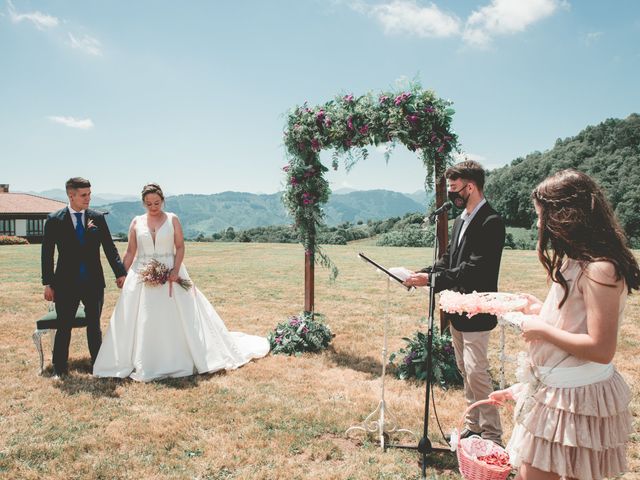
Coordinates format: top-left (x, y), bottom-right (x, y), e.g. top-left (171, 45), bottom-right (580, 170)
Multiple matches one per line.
top-left (428, 201), bottom-right (453, 223)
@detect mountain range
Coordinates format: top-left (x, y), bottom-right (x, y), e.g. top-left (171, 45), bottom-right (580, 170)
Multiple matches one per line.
top-left (26, 189), bottom-right (434, 238)
top-left (25, 189), bottom-right (139, 206)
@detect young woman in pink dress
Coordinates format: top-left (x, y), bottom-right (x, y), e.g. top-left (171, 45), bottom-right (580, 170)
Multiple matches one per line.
top-left (490, 169), bottom-right (638, 480)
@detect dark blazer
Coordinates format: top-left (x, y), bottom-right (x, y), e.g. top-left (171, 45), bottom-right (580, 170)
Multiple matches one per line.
top-left (423, 202), bottom-right (505, 332)
top-left (41, 207), bottom-right (126, 290)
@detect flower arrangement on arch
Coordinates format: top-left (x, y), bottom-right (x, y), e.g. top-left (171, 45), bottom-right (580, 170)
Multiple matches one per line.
top-left (282, 81), bottom-right (458, 278)
top-left (268, 312), bottom-right (333, 355)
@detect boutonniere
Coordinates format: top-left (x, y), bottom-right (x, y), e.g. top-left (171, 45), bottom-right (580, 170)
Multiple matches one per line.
top-left (86, 219), bottom-right (98, 232)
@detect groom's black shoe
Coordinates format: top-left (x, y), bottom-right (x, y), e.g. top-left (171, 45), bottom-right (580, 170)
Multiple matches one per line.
top-left (445, 427), bottom-right (481, 442)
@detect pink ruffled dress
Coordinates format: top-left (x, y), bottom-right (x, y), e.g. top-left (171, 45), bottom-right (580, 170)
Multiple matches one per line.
top-left (506, 259), bottom-right (633, 479)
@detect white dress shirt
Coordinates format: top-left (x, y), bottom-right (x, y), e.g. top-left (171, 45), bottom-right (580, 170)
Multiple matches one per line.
top-left (68, 204), bottom-right (86, 229)
top-left (457, 198), bottom-right (486, 246)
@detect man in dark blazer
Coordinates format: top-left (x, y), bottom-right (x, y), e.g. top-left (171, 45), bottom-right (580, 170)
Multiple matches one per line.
top-left (405, 161), bottom-right (505, 445)
top-left (42, 177), bottom-right (127, 377)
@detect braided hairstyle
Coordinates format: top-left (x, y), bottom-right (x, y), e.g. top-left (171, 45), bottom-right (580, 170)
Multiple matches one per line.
top-left (533, 169), bottom-right (640, 307)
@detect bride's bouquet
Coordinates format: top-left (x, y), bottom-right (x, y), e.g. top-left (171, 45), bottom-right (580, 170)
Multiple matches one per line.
top-left (139, 259), bottom-right (193, 293)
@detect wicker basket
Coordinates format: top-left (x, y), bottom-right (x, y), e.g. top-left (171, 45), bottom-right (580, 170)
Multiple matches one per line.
top-left (454, 399), bottom-right (511, 480)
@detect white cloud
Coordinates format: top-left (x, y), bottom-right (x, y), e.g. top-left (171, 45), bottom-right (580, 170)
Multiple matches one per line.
top-left (7, 0), bottom-right (59, 30)
top-left (48, 116), bottom-right (94, 130)
top-left (68, 32), bottom-right (102, 56)
top-left (463, 0), bottom-right (565, 48)
top-left (369, 0), bottom-right (461, 38)
top-left (453, 151), bottom-right (487, 163)
top-left (585, 31), bottom-right (602, 46)
top-left (349, 0), bottom-right (567, 48)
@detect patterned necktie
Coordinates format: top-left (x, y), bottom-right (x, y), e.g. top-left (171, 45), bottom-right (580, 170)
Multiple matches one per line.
top-left (74, 212), bottom-right (88, 281)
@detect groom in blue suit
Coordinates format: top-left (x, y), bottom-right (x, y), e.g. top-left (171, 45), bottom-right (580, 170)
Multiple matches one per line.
top-left (41, 177), bottom-right (127, 377)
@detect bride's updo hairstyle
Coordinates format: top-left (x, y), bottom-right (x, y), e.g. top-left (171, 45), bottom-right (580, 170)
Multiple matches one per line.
top-left (141, 183), bottom-right (165, 202)
top-left (532, 169), bottom-right (640, 307)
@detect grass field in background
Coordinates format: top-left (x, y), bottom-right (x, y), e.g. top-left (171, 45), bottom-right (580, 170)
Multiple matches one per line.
top-left (1, 243), bottom-right (638, 479)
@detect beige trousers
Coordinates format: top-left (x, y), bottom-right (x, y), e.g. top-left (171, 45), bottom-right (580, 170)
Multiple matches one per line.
top-left (450, 325), bottom-right (502, 442)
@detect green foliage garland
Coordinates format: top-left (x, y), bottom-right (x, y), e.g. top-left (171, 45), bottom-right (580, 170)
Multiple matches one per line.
top-left (282, 82), bottom-right (458, 276)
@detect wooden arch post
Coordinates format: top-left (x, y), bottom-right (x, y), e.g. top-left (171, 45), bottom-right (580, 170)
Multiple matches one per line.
top-left (435, 171), bottom-right (449, 332)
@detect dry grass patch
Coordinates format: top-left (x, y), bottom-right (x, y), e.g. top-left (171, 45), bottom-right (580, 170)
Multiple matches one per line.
top-left (0, 244), bottom-right (638, 479)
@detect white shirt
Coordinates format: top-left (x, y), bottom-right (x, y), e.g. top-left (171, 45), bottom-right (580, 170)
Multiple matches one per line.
top-left (457, 198), bottom-right (486, 246)
top-left (68, 204), bottom-right (86, 229)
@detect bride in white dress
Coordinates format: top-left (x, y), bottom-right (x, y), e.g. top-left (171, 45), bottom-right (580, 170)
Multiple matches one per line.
top-left (93, 183), bottom-right (270, 381)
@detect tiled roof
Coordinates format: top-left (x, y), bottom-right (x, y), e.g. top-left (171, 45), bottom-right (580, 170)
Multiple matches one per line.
top-left (0, 193), bottom-right (67, 214)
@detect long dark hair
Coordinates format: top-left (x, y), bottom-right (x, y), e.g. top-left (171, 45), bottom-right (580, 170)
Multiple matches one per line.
top-left (533, 169), bottom-right (640, 307)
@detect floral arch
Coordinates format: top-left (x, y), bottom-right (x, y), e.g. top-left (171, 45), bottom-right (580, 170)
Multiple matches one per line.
top-left (282, 83), bottom-right (458, 313)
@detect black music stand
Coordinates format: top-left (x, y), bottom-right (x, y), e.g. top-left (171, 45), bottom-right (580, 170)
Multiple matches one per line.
top-left (385, 213), bottom-right (454, 478)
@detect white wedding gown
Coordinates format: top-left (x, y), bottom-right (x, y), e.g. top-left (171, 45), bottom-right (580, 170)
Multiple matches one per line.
top-left (93, 213), bottom-right (270, 381)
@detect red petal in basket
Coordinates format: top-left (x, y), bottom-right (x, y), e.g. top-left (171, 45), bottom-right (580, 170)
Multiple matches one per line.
top-left (477, 451), bottom-right (510, 468)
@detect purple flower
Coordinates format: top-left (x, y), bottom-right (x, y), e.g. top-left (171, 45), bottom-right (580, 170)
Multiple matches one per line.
top-left (344, 94), bottom-right (354, 103)
top-left (311, 138), bottom-right (320, 151)
top-left (379, 95), bottom-right (389, 104)
top-left (394, 92), bottom-right (412, 106)
top-left (347, 116), bottom-right (354, 131)
top-left (324, 116), bottom-right (332, 128)
top-left (437, 144), bottom-right (445, 153)
top-left (316, 109), bottom-right (325, 121)
top-left (302, 192), bottom-right (315, 205)
top-left (359, 125), bottom-right (369, 135)
top-left (275, 336), bottom-right (283, 344)
top-left (282, 165), bottom-right (290, 172)
top-left (404, 351), bottom-right (417, 365)
top-left (290, 177), bottom-right (299, 186)
top-left (425, 105), bottom-right (435, 113)
top-left (301, 326), bottom-right (309, 334)
top-left (344, 138), bottom-right (353, 148)
top-left (289, 317), bottom-right (301, 327)
top-left (407, 115), bottom-right (419, 124)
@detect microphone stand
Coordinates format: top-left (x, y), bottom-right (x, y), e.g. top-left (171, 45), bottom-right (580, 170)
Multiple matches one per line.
top-left (385, 213), bottom-right (453, 478)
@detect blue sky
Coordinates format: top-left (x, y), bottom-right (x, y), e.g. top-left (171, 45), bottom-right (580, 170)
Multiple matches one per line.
top-left (1, 0), bottom-right (638, 196)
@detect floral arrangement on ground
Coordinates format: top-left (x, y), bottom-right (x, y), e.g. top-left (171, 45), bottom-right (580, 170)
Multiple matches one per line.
top-left (0, 235), bottom-right (29, 245)
top-left (389, 324), bottom-right (462, 387)
top-left (268, 312), bottom-right (333, 355)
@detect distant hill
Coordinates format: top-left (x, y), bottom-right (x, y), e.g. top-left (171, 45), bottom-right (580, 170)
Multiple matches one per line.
top-left (485, 113), bottom-right (640, 244)
top-left (25, 189), bottom-right (138, 206)
top-left (99, 190), bottom-right (430, 238)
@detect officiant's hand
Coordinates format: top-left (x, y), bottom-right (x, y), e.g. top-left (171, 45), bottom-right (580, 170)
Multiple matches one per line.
top-left (44, 285), bottom-right (55, 302)
top-left (116, 276), bottom-right (126, 289)
top-left (404, 273), bottom-right (429, 287)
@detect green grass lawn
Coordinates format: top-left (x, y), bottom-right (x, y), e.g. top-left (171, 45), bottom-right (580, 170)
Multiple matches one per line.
top-left (0, 243), bottom-right (638, 479)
